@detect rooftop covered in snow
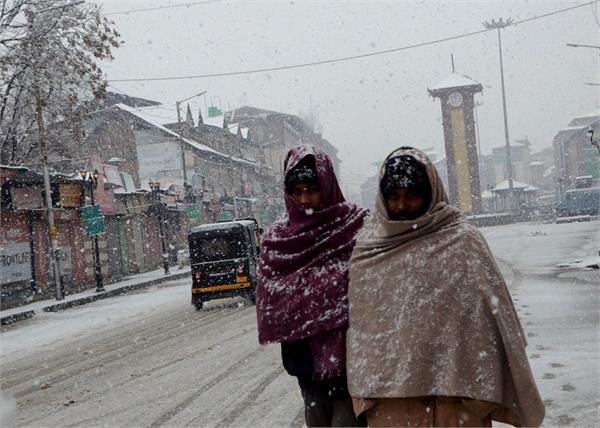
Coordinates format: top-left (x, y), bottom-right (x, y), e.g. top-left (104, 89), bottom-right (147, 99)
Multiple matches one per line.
top-left (98, 104), bottom-right (268, 170)
top-left (492, 180), bottom-right (539, 192)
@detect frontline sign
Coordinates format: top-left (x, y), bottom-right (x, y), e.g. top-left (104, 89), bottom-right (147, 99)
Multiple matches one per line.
top-left (0, 217), bottom-right (32, 285)
top-left (0, 243), bottom-right (31, 285)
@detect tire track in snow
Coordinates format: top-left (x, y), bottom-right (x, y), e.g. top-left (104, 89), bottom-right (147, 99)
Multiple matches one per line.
top-left (32, 329), bottom-right (254, 424)
top-left (4, 305), bottom-right (252, 398)
top-left (1, 304), bottom-right (203, 380)
top-left (10, 306), bottom-right (256, 426)
top-left (2, 307), bottom-right (209, 392)
top-left (148, 347), bottom-right (265, 427)
top-left (208, 365), bottom-right (286, 427)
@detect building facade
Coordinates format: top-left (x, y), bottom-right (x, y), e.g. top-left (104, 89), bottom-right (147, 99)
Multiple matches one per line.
top-left (553, 113), bottom-right (600, 199)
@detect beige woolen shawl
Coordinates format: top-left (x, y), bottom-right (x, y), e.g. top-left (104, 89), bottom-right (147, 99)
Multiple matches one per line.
top-left (346, 147), bottom-right (544, 427)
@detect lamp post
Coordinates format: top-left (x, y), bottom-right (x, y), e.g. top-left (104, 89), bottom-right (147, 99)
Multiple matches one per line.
top-left (589, 128), bottom-right (600, 155)
top-left (566, 44), bottom-right (600, 86)
top-left (566, 43), bottom-right (600, 50)
top-left (149, 181), bottom-right (170, 275)
top-left (80, 169), bottom-right (105, 292)
top-left (483, 17), bottom-right (515, 210)
top-left (175, 91), bottom-right (207, 201)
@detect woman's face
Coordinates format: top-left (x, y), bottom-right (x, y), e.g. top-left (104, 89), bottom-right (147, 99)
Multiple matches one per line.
top-left (385, 187), bottom-right (429, 220)
top-left (288, 181), bottom-right (321, 207)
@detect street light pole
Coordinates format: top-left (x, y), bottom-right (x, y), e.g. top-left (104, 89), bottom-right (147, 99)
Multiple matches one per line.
top-left (149, 181), bottom-right (170, 275)
top-left (80, 169), bottom-right (104, 292)
top-left (483, 17), bottom-right (515, 209)
top-left (589, 128), bottom-right (600, 155)
top-left (566, 43), bottom-right (600, 50)
top-left (229, 157), bottom-right (239, 218)
top-left (28, 5), bottom-right (70, 301)
top-left (566, 44), bottom-right (600, 86)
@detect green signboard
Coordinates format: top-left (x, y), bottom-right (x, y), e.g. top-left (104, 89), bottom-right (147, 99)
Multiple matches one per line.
top-left (583, 148), bottom-right (600, 178)
top-left (82, 204), bottom-right (106, 236)
top-left (207, 106), bottom-right (223, 118)
top-left (492, 145), bottom-right (525, 163)
top-left (216, 211), bottom-right (234, 222)
top-left (185, 204), bottom-right (201, 225)
top-left (259, 208), bottom-right (271, 225)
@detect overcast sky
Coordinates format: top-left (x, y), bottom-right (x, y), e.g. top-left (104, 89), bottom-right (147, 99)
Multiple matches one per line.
top-left (94, 0), bottom-right (599, 187)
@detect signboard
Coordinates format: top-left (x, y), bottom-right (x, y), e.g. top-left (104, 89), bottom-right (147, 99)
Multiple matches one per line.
top-left (120, 172), bottom-right (136, 193)
top-left (0, 217), bottom-right (31, 285)
top-left (0, 242), bottom-right (31, 284)
top-left (583, 148), bottom-right (600, 178)
top-left (186, 204), bottom-right (201, 225)
top-left (136, 141), bottom-right (182, 183)
top-left (216, 211), bottom-right (234, 222)
top-left (259, 208), bottom-right (271, 226)
top-left (59, 183), bottom-right (82, 208)
top-left (82, 204), bottom-right (106, 236)
top-left (49, 247), bottom-right (72, 279)
top-left (208, 106), bottom-right (223, 117)
top-left (11, 186), bottom-right (43, 209)
top-left (162, 194), bottom-right (177, 208)
top-left (493, 146), bottom-right (525, 163)
top-left (103, 164), bottom-right (123, 187)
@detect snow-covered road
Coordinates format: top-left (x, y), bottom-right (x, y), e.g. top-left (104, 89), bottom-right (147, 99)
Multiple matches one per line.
top-left (1, 220), bottom-right (598, 427)
top-left (481, 221), bottom-right (599, 427)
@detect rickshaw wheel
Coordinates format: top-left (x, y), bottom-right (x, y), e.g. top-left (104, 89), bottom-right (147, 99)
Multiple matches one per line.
top-left (194, 301), bottom-right (204, 311)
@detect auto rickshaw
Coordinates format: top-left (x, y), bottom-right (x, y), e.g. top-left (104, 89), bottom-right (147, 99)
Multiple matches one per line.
top-left (188, 218), bottom-right (262, 310)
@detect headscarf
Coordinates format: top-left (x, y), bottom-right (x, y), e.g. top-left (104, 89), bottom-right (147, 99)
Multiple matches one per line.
top-left (380, 154), bottom-right (431, 203)
top-left (256, 145), bottom-right (368, 379)
top-left (346, 147), bottom-right (544, 427)
top-left (284, 156), bottom-right (318, 192)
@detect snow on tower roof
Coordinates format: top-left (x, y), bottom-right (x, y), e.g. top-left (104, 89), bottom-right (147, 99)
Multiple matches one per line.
top-left (429, 72), bottom-right (481, 91)
top-left (227, 123), bottom-right (239, 135)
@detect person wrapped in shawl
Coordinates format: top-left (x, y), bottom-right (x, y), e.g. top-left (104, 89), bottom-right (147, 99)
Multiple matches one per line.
top-left (256, 145), bottom-right (368, 427)
top-left (346, 147), bottom-right (544, 427)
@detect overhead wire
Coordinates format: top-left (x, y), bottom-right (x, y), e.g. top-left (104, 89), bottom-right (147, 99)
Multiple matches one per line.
top-left (108, 0), bottom-right (599, 83)
top-left (104, 0), bottom-right (228, 16)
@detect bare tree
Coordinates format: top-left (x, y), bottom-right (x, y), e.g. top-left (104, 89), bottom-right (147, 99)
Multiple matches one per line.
top-left (0, 0), bottom-right (120, 164)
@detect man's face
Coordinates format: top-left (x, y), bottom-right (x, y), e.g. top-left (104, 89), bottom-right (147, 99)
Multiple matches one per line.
top-left (288, 181), bottom-right (321, 207)
top-left (385, 187), bottom-right (429, 220)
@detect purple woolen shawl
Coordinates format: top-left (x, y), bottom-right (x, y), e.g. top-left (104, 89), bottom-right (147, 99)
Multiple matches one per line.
top-left (256, 145), bottom-right (368, 379)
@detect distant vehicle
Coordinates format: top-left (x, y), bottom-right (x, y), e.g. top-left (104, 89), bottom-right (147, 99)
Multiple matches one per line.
top-left (556, 187), bottom-right (600, 218)
top-left (188, 218), bottom-right (262, 310)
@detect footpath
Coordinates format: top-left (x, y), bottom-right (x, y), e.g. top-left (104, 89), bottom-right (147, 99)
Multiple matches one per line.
top-left (0, 266), bottom-right (191, 326)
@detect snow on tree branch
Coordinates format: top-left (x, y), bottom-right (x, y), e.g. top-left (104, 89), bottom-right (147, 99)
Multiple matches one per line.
top-left (0, 0), bottom-right (120, 165)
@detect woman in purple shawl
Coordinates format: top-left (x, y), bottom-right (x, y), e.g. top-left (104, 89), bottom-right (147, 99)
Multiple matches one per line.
top-left (256, 145), bottom-right (368, 427)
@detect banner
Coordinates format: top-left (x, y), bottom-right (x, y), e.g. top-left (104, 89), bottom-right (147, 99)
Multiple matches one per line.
top-left (59, 183), bottom-right (82, 208)
top-left (11, 186), bottom-right (44, 209)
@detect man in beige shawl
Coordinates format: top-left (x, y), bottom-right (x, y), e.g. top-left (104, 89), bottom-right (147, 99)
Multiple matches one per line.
top-left (346, 147), bottom-right (544, 427)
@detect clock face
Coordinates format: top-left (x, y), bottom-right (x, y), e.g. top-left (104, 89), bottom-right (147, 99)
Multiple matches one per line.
top-left (448, 91), bottom-right (464, 108)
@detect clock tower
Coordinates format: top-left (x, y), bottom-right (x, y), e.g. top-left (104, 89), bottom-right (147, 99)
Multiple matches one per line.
top-left (428, 72), bottom-right (483, 214)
